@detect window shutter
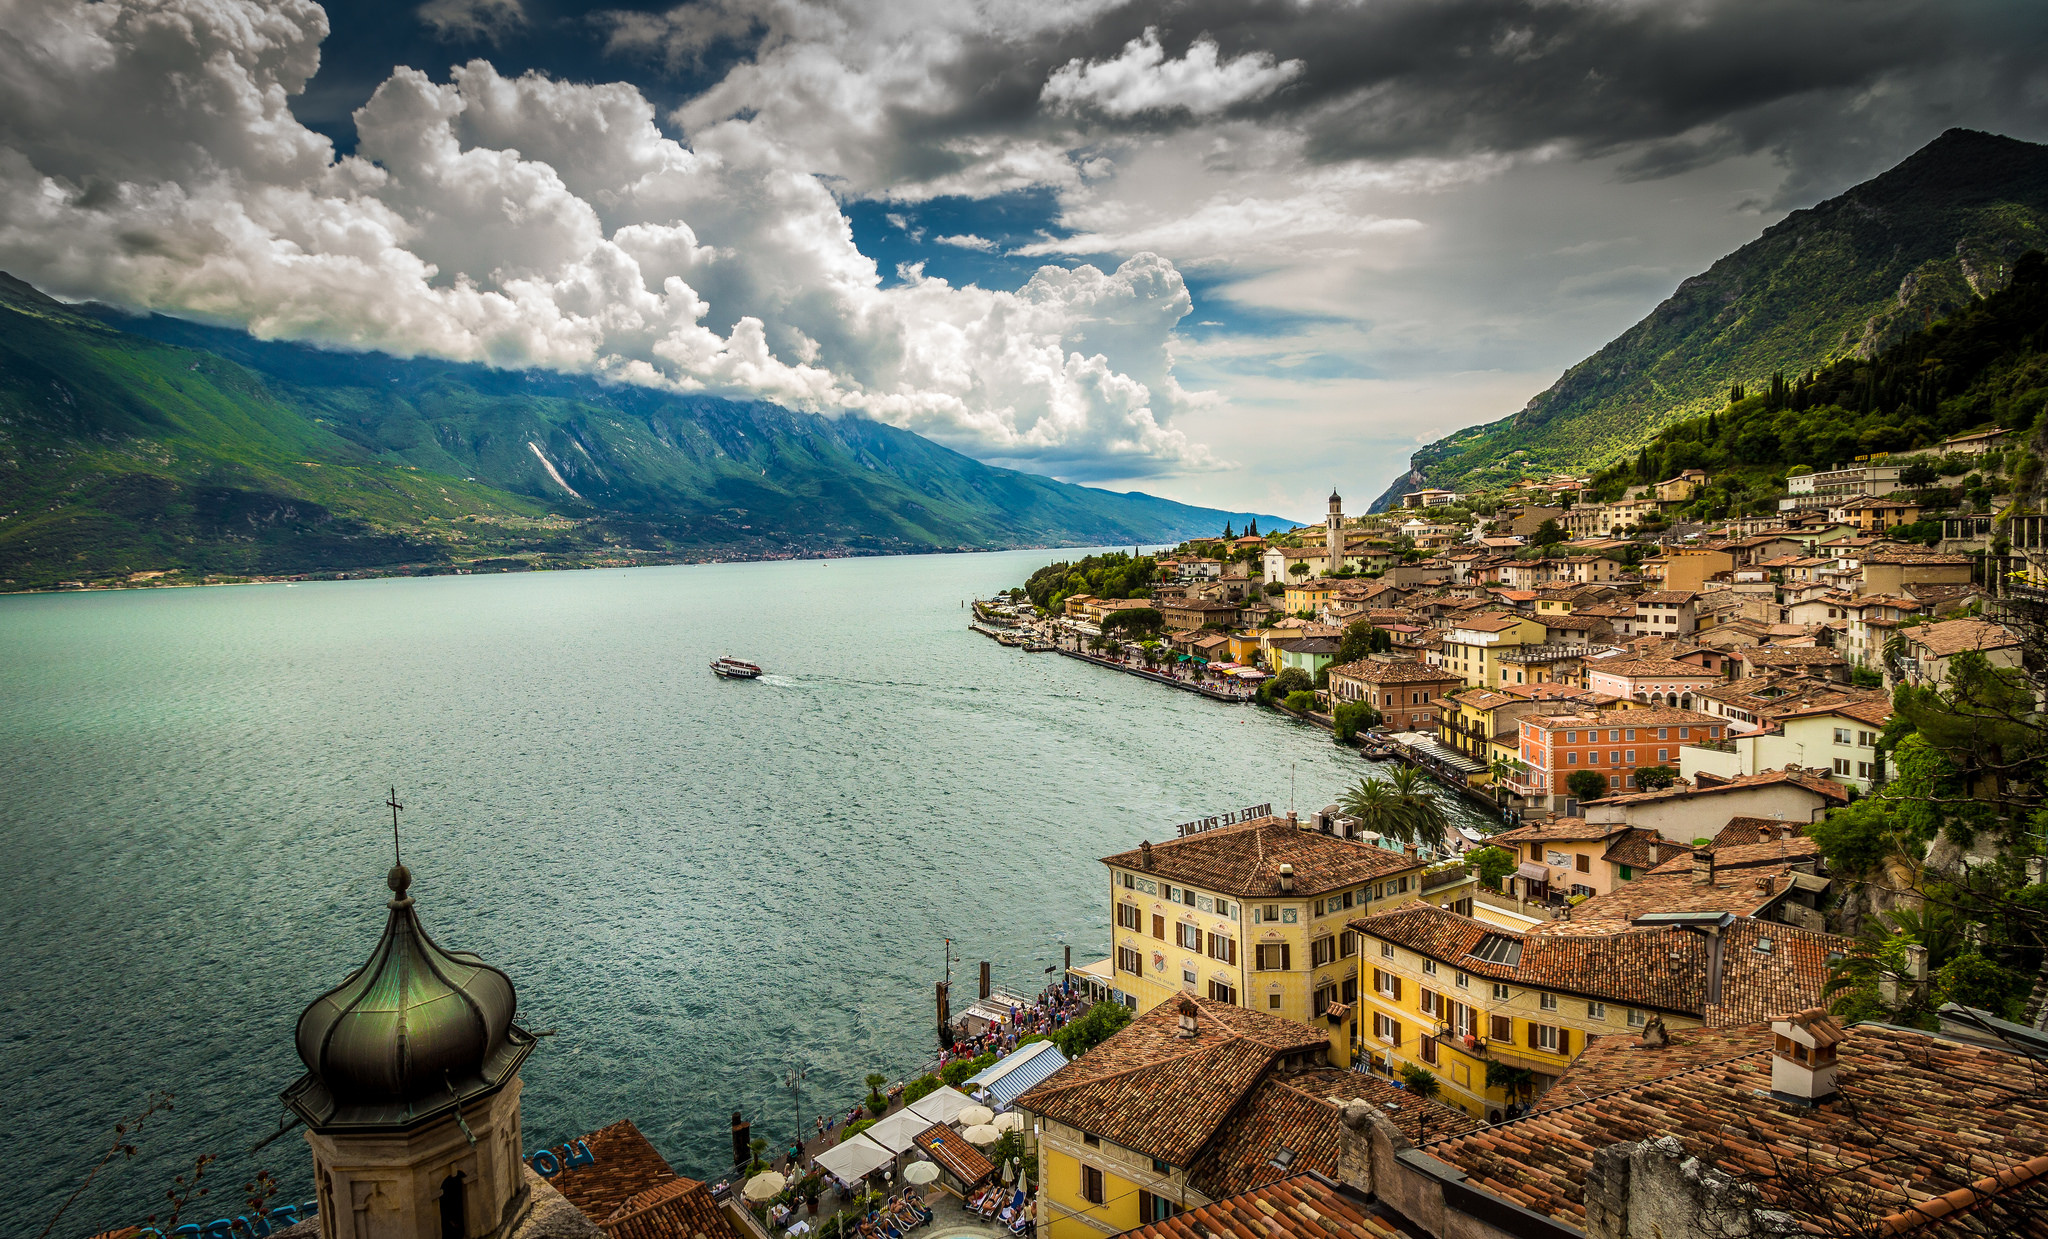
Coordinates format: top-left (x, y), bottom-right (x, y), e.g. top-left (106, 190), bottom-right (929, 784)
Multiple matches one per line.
top-left (1281, 944), bottom-right (1292, 970)
top-left (1527, 1023), bottom-right (1539, 1049)
top-left (1139, 1191), bottom-right (1153, 1220)
top-left (1559, 1029), bottom-right (1572, 1056)
top-left (1392, 976), bottom-right (1403, 1001)
top-left (1391, 1020), bottom-right (1401, 1046)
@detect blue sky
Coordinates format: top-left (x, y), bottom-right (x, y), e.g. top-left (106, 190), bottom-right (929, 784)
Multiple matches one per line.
top-left (3, 0), bottom-right (2045, 519)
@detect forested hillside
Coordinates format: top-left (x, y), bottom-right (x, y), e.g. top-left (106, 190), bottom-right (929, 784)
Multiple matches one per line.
top-left (1373, 129), bottom-right (2048, 509)
top-left (1585, 248), bottom-right (2048, 521)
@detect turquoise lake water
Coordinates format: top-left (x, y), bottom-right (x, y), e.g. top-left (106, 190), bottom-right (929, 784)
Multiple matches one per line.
top-left (0, 551), bottom-right (1488, 1235)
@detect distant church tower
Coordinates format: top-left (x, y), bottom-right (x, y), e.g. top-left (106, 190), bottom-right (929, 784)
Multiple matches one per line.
top-left (284, 860), bottom-right (537, 1239)
top-left (1325, 488), bottom-right (1344, 572)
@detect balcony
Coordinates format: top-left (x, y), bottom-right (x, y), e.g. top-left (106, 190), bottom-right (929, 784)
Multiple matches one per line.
top-left (1422, 864), bottom-right (1474, 893)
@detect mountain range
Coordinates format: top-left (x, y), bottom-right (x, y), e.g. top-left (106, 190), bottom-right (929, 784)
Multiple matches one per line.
top-left (1371, 129), bottom-right (2048, 510)
top-left (0, 277), bottom-right (1288, 590)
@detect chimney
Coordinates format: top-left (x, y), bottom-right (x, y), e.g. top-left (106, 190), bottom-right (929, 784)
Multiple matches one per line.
top-left (1176, 995), bottom-right (1199, 1039)
top-left (1287, 810), bottom-right (1300, 827)
top-left (1140, 840), bottom-right (1154, 870)
top-left (1638, 1015), bottom-right (1669, 1048)
top-left (1757, 875), bottom-right (1775, 894)
top-left (1769, 1008), bottom-right (1845, 1104)
top-left (1777, 822), bottom-right (1794, 842)
top-left (1403, 843), bottom-right (1419, 860)
top-left (1278, 863), bottom-right (1295, 893)
top-left (1691, 848), bottom-right (1715, 886)
top-left (1646, 838), bottom-right (1662, 866)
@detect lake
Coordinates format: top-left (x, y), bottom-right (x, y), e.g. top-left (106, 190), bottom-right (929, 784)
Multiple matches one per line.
top-left (0, 552), bottom-right (1487, 1235)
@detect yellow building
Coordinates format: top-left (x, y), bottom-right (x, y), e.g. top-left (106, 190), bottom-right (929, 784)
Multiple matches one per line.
top-left (1017, 996), bottom-right (1339, 1239)
top-left (1226, 631), bottom-right (1271, 664)
top-left (1346, 904), bottom-right (1838, 1121)
top-left (1283, 581), bottom-right (1337, 614)
top-left (1437, 614), bottom-right (1546, 687)
top-left (1097, 815), bottom-right (1471, 1034)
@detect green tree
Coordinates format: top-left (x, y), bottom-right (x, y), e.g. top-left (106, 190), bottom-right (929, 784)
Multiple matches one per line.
top-left (1467, 845), bottom-right (1516, 891)
top-left (1264, 666), bottom-right (1314, 703)
top-left (1333, 619), bottom-right (1392, 664)
top-left (1398, 1064), bottom-right (1441, 1099)
top-left (1633, 765), bottom-right (1679, 791)
top-left (1288, 561), bottom-right (1311, 578)
top-left (1101, 607), bottom-right (1163, 636)
top-left (1530, 518), bottom-right (1567, 547)
top-left (1565, 769), bottom-right (1610, 805)
top-left (1052, 1001), bottom-right (1132, 1059)
top-left (1899, 460), bottom-right (1939, 488)
top-left (1388, 765), bottom-right (1452, 853)
top-left (864, 1072), bottom-right (889, 1116)
top-left (1332, 700), bottom-right (1381, 741)
top-left (1284, 690), bottom-right (1318, 712)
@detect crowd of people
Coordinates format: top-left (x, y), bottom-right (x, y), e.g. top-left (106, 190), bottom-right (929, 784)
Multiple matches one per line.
top-left (937, 982), bottom-right (1091, 1066)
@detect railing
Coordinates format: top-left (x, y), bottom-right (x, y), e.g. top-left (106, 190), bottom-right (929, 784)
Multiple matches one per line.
top-left (1422, 864), bottom-right (1473, 893)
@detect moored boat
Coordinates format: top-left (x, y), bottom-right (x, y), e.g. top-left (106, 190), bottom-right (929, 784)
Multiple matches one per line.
top-left (710, 656), bottom-right (764, 679)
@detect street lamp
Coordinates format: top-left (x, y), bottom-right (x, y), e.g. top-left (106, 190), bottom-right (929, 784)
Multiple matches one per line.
top-left (783, 1062), bottom-right (809, 1161)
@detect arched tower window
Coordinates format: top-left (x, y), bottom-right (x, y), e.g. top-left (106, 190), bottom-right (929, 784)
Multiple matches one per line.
top-left (441, 1173), bottom-right (467, 1239)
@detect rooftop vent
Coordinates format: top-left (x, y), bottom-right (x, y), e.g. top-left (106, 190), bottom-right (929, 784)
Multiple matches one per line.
top-left (1769, 1008), bottom-right (1845, 1104)
top-left (1140, 840), bottom-right (1154, 871)
top-left (1278, 862), bottom-right (1295, 893)
top-left (1176, 995), bottom-right (1200, 1039)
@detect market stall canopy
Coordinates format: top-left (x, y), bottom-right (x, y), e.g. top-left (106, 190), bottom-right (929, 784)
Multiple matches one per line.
top-left (813, 1134), bottom-right (893, 1183)
top-left (964, 1041), bottom-right (1070, 1107)
top-left (863, 1107), bottom-right (937, 1155)
top-left (906, 1085), bottom-right (977, 1127)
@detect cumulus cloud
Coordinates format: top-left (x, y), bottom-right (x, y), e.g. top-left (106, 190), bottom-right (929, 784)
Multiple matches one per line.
top-left (1042, 27), bottom-right (1303, 118)
top-left (0, 0), bottom-right (1217, 477)
top-left (934, 234), bottom-right (997, 251)
top-left (417, 0), bottom-right (526, 45)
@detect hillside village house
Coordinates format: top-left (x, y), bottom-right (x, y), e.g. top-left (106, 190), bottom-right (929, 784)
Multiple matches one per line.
top-left (1284, 580), bottom-right (1338, 613)
top-left (1436, 613), bottom-right (1546, 687)
top-left (1681, 697), bottom-right (1892, 790)
top-left (1580, 767), bottom-right (1850, 843)
top-left (1159, 599), bottom-right (1241, 630)
top-left (1504, 706), bottom-right (1727, 811)
top-left (1892, 616), bottom-right (2023, 688)
top-left (1275, 636), bottom-right (1341, 679)
top-left (1483, 817), bottom-right (1667, 901)
top-left (1096, 815), bottom-right (1473, 1027)
top-left (1326, 656), bottom-right (1462, 733)
top-left (1346, 904), bottom-right (1844, 1121)
top-left (1859, 550), bottom-right (1973, 595)
top-left (1583, 656), bottom-right (1721, 708)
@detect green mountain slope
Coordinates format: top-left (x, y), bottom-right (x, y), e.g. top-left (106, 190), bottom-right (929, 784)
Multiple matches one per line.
top-left (0, 275), bottom-right (1288, 589)
top-left (1372, 129), bottom-right (2048, 510)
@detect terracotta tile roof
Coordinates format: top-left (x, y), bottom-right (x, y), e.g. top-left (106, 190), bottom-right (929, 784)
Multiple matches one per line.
top-left (1184, 1078), bottom-right (1339, 1199)
top-left (1741, 646), bottom-right (1848, 666)
top-left (912, 1123), bottom-right (994, 1187)
top-left (1117, 1172), bottom-right (1403, 1239)
top-left (1349, 905), bottom-right (1714, 1014)
top-left (1904, 618), bottom-right (2022, 657)
top-left (1713, 816), bottom-right (1805, 846)
top-left (1646, 837), bottom-right (1820, 873)
top-left (1598, 828), bottom-right (1671, 870)
top-left (1446, 614), bottom-right (1531, 633)
top-left (1771, 696), bottom-right (1895, 726)
top-left (1533, 1024), bottom-right (1773, 1111)
top-left (1633, 591), bottom-right (1699, 604)
top-left (1424, 1023), bottom-right (2048, 1235)
top-left (1324, 658), bottom-right (1460, 685)
top-left (604, 1177), bottom-right (734, 1239)
top-left (1534, 865), bottom-right (1824, 941)
top-left (1271, 1068), bottom-right (1482, 1147)
top-left (1015, 995), bottom-right (1329, 1164)
top-left (1486, 817), bottom-right (1631, 846)
top-left (552, 1121), bottom-right (680, 1224)
top-left (1103, 817), bottom-right (1421, 898)
top-left (1581, 766), bottom-right (1850, 807)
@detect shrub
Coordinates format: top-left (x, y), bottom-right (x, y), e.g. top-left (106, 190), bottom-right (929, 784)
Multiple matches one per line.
top-left (901, 1074), bottom-right (940, 1105)
top-left (1633, 765), bottom-right (1679, 791)
top-left (843, 1119), bottom-right (877, 1141)
top-left (1052, 1001), bottom-right (1133, 1059)
top-left (1284, 690), bottom-right (1318, 713)
top-left (1332, 700), bottom-right (1380, 741)
top-left (1467, 846), bottom-right (1516, 891)
top-left (1398, 1064), bottom-right (1441, 1099)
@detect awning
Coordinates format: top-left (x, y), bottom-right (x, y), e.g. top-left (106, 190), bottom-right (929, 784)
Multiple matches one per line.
top-left (912, 1124), bottom-right (995, 1189)
top-left (973, 1041), bottom-right (1071, 1106)
top-left (906, 1085), bottom-right (976, 1127)
top-left (1516, 862), bottom-right (1551, 882)
top-left (814, 1134), bottom-right (893, 1183)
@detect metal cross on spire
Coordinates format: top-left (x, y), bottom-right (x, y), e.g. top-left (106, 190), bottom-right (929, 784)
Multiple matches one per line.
top-left (386, 786), bottom-right (404, 867)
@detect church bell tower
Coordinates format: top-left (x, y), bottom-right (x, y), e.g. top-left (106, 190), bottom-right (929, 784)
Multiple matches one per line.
top-left (1325, 488), bottom-right (1344, 571)
top-left (283, 859), bottom-right (537, 1239)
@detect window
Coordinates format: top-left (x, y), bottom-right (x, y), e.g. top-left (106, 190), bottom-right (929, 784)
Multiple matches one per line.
top-left (1625, 729), bottom-right (1636, 742)
top-left (1422, 958), bottom-right (1438, 976)
top-left (1117, 946), bottom-right (1143, 974)
top-left (1208, 980), bottom-right (1237, 1004)
top-left (1082, 1166), bottom-right (1104, 1204)
top-left (1340, 930), bottom-right (1357, 958)
top-left (1658, 727), bottom-right (1669, 740)
top-left (1609, 729), bottom-right (1620, 742)
top-left (1455, 970), bottom-right (1470, 989)
top-left (1492, 982), bottom-right (1511, 1001)
top-left (1858, 761), bottom-right (1872, 779)
top-left (1529, 1024), bottom-right (1565, 1053)
top-left (1255, 943), bottom-right (1293, 970)
top-left (1658, 748), bottom-right (1669, 762)
top-left (1625, 750), bottom-right (1636, 764)
top-left (1381, 941), bottom-right (1395, 959)
top-left (1420, 988), bottom-right (1442, 1017)
top-left (1207, 932), bottom-right (1237, 964)
top-left (1117, 903), bottom-right (1140, 930)
top-left (1678, 727), bottom-right (1690, 739)
top-left (1374, 969), bottom-right (1402, 1000)
top-left (1587, 1001), bottom-right (1607, 1020)
top-left (1489, 1014), bottom-right (1513, 1042)
top-left (1339, 891), bottom-right (1354, 910)
top-left (1177, 922), bottom-right (1202, 951)
top-left (1575, 853), bottom-right (1591, 873)
top-left (1471, 935), bottom-right (1523, 966)
top-left (1314, 983), bottom-right (1339, 1017)
top-left (1262, 904), bottom-right (1280, 922)
top-left (1311, 936), bottom-right (1336, 967)
top-left (1268, 994), bottom-right (1282, 1010)
top-left (1217, 900), bottom-right (1234, 918)
top-left (1083, 1133), bottom-right (1100, 1148)
top-left (1566, 731), bottom-right (1577, 743)
top-left (1161, 884), bottom-right (1175, 902)
top-left (1539, 992), bottom-right (1558, 1011)
top-left (1419, 1034), bottom-right (1439, 1065)
top-left (1627, 1008), bottom-right (1646, 1028)
top-left (1312, 899), bottom-right (1325, 917)
top-left (1567, 751), bottom-right (1579, 765)
top-left (1833, 758), bottom-right (1851, 776)
top-left (1834, 727), bottom-right (1852, 745)
top-left (1182, 968), bottom-right (1198, 987)
top-left (1152, 914), bottom-right (1166, 939)
top-left (1373, 1012), bottom-right (1401, 1045)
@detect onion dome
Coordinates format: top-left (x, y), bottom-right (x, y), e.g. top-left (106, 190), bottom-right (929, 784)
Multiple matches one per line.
top-left (1329, 488), bottom-right (1342, 505)
top-left (282, 863), bottom-right (534, 1132)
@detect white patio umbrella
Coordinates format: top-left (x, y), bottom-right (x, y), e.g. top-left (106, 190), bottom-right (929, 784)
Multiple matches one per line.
top-left (903, 1162), bottom-right (940, 1186)
top-left (962, 1124), bottom-right (1001, 1146)
top-left (957, 1105), bottom-right (995, 1127)
top-left (1002, 1160), bottom-right (1016, 1184)
top-left (743, 1171), bottom-right (788, 1202)
top-left (992, 1112), bottom-right (1025, 1133)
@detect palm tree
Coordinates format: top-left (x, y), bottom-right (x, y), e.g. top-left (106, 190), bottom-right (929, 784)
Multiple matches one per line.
top-left (1388, 764), bottom-right (1452, 854)
top-left (1337, 777), bottom-right (1407, 846)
